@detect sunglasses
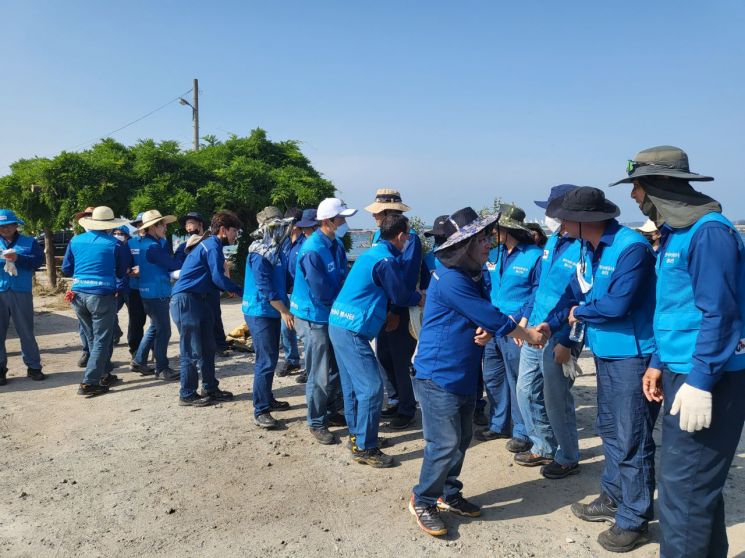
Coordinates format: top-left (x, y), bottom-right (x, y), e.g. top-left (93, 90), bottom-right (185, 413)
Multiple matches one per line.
top-left (626, 160), bottom-right (677, 176)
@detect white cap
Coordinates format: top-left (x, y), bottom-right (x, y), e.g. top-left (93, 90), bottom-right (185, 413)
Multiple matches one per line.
top-left (316, 198), bottom-right (358, 220)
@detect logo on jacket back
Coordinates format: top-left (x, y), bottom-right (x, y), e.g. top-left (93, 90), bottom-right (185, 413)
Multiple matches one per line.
top-left (736, 338), bottom-right (745, 356)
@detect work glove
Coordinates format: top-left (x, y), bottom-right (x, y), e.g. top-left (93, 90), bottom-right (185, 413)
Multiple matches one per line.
top-left (3, 260), bottom-right (17, 276)
top-left (562, 356), bottom-right (582, 380)
top-left (169, 269), bottom-right (181, 281)
top-left (670, 383), bottom-right (712, 432)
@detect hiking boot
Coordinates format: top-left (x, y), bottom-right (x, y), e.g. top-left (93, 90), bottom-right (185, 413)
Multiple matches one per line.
top-left (295, 371), bottom-right (308, 384)
top-left (506, 437), bottom-right (532, 453)
top-left (541, 460), bottom-right (580, 479)
top-left (156, 368), bottom-right (179, 381)
top-left (347, 435), bottom-right (390, 451)
top-left (254, 412), bottom-right (280, 429)
top-left (203, 389), bottom-right (234, 402)
top-left (179, 394), bottom-right (213, 407)
top-left (598, 525), bottom-right (648, 553)
top-left (269, 399), bottom-right (290, 411)
top-left (474, 428), bottom-right (510, 442)
top-left (514, 451), bottom-right (553, 467)
top-left (351, 447), bottom-right (395, 468)
top-left (77, 383), bottom-right (109, 397)
top-left (77, 352), bottom-right (89, 368)
top-left (327, 413), bottom-right (347, 427)
top-left (473, 407), bottom-right (488, 426)
top-left (387, 414), bottom-right (415, 430)
top-left (571, 493), bottom-right (617, 524)
top-left (409, 495), bottom-right (447, 536)
top-left (380, 404), bottom-right (398, 418)
top-left (436, 493), bottom-right (482, 517)
top-left (0, 367), bottom-right (7, 386)
top-left (310, 427), bottom-right (336, 445)
top-left (277, 362), bottom-right (300, 377)
top-left (130, 360), bottom-right (155, 375)
top-left (27, 368), bottom-right (45, 381)
top-left (100, 373), bottom-right (122, 387)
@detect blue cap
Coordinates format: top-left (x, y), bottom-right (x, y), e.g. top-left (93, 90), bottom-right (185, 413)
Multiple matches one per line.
top-left (0, 209), bottom-right (25, 226)
top-left (114, 225), bottom-right (131, 237)
top-left (296, 208), bottom-right (319, 228)
top-left (534, 184), bottom-right (579, 209)
top-left (130, 212), bottom-right (145, 226)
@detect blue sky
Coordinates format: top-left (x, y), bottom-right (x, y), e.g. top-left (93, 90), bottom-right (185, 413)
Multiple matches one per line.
top-left (1, 1), bottom-right (744, 225)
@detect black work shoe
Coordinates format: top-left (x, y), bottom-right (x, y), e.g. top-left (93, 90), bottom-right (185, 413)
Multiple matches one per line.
top-left (310, 427), bottom-right (336, 445)
top-left (473, 408), bottom-right (488, 426)
top-left (409, 495), bottom-right (447, 536)
top-left (281, 362), bottom-right (300, 376)
top-left (506, 437), bottom-right (532, 453)
top-left (514, 451), bottom-right (553, 467)
top-left (475, 429), bottom-right (510, 442)
top-left (179, 394), bottom-right (213, 407)
top-left (27, 368), bottom-right (45, 381)
top-left (77, 383), bottom-right (109, 397)
top-left (77, 352), bottom-right (89, 368)
top-left (203, 389), bottom-right (234, 402)
top-left (269, 399), bottom-right (290, 411)
top-left (351, 447), bottom-right (395, 468)
top-left (597, 525), bottom-right (648, 553)
top-left (156, 368), bottom-right (179, 381)
top-left (216, 348), bottom-right (231, 357)
top-left (254, 412), bottom-right (279, 429)
top-left (437, 493), bottom-right (482, 517)
top-left (347, 435), bottom-right (391, 451)
top-left (130, 360), bottom-right (155, 375)
top-left (327, 413), bottom-right (347, 427)
top-left (295, 371), bottom-right (308, 384)
top-left (571, 493), bottom-right (618, 524)
top-left (100, 373), bottom-right (122, 387)
top-left (541, 460), bottom-right (580, 479)
top-left (387, 414), bottom-right (415, 430)
top-left (380, 404), bottom-right (399, 418)
top-left (0, 367), bottom-right (7, 386)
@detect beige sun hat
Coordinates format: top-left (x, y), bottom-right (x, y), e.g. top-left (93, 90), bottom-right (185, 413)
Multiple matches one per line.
top-left (78, 206), bottom-right (130, 231)
top-left (138, 209), bottom-right (177, 231)
top-left (364, 188), bottom-right (411, 214)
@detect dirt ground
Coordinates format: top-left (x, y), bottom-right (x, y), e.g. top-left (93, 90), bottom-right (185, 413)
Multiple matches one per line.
top-left (1, 295), bottom-right (744, 558)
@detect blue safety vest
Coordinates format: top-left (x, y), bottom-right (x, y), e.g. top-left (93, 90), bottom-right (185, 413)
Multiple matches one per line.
top-left (329, 242), bottom-right (393, 339)
top-left (0, 235), bottom-right (36, 293)
top-left (127, 236), bottom-right (142, 290)
top-left (290, 230), bottom-right (343, 323)
top-left (137, 236), bottom-right (172, 299)
top-left (528, 233), bottom-right (581, 326)
top-left (69, 231), bottom-right (119, 293)
top-left (580, 226), bottom-right (655, 358)
top-left (242, 251), bottom-right (288, 318)
top-left (486, 243), bottom-right (542, 316)
top-left (423, 251), bottom-right (442, 274)
top-left (655, 212), bottom-right (745, 373)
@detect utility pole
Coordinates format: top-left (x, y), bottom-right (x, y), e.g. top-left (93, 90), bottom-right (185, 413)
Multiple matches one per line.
top-left (192, 78), bottom-right (199, 151)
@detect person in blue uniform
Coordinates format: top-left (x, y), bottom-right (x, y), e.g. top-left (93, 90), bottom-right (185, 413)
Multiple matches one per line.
top-left (476, 204), bottom-right (542, 457)
top-left (540, 187), bottom-right (659, 553)
top-left (291, 198), bottom-right (354, 444)
top-left (62, 207), bottom-right (130, 396)
top-left (243, 207), bottom-right (295, 429)
top-left (111, 226), bottom-right (132, 346)
top-left (329, 214), bottom-right (423, 468)
top-left (292, 208), bottom-right (320, 384)
top-left (0, 209), bottom-right (45, 386)
top-left (614, 146), bottom-right (745, 558)
top-left (278, 207), bottom-right (304, 377)
top-left (408, 207), bottom-right (546, 537)
top-left (171, 210), bottom-right (243, 407)
top-left (126, 212), bottom-right (150, 362)
top-left (365, 188), bottom-right (423, 430)
top-left (131, 210), bottom-right (180, 380)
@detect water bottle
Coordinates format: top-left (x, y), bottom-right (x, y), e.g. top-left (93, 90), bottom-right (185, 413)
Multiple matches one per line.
top-left (569, 321), bottom-right (585, 343)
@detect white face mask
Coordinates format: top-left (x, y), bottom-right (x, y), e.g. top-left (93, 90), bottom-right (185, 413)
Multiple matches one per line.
top-left (545, 216), bottom-right (562, 233)
top-left (335, 222), bottom-right (349, 240)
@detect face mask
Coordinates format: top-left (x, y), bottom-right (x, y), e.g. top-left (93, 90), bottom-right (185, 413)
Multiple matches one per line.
top-left (335, 222), bottom-right (349, 240)
top-left (544, 216), bottom-right (562, 233)
top-left (640, 195), bottom-right (663, 227)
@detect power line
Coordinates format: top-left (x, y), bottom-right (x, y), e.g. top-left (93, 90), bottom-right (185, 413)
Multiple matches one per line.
top-left (70, 88), bottom-right (194, 150)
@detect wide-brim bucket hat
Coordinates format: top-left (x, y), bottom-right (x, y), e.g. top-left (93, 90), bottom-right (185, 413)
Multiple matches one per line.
top-left (435, 207), bottom-right (499, 252)
top-left (611, 145), bottom-right (714, 186)
top-left (364, 188), bottom-right (411, 213)
top-left (138, 210), bottom-right (177, 231)
top-left (548, 187), bottom-right (620, 223)
top-left (79, 206), bottom-right (130, 230)
top-left (296, 209), bottom-right (320, 228)
top-left (496, 204), bottom-right (530, 233)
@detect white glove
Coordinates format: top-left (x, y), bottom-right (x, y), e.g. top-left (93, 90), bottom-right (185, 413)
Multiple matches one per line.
top-left (562, 356), bottom-right (582, 380)
top-left (3, 260), bottom-right (17, 277)
top-left (670, 383), bottom-right (712, 432)
top-left (169, 269), bottom-right (181, 281)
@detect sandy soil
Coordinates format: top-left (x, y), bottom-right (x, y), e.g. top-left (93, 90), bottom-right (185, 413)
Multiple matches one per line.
top-left (1, 295), bottom-right (744, 557)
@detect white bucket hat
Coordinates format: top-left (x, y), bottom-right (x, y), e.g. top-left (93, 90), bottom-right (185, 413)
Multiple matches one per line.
top-left (78, 206), bottom-right (130, 231)
top-left (138, 209), bottom-right (177, 231)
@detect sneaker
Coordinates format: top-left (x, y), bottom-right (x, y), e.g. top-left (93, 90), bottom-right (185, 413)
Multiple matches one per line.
top-left (100, 373), bottom-right (122, 387)
top-left (310, 427), bottom-right (336, 445)
top-left (77, 352), bottom-right (90, 368)
top-left (347, 435), bottom-right (391, 450)
top-left (597, 525), bottom-right (648, 553)
top-left (327, 413), bottom-right (347, 427)
top-left (473, 407), bottom-right (488, 426)
top-left (571, 493), bottom-right (617, 524)
top-left (203, 389), bottom-right (234, 402)
top-left (474, 429), bottom-right (510, 442)
top-left (0, 367), bottom-right (6, 386)
top-left (541, 460), bottom-right (580, 479)
top-left (514, 451), bottom-right (553, 467)
top-left (295, 371), bottom-right (308, 384)
top-left (436, 493), bottom-right (482, 517)
top-left (380, 404), bottom-right (399, 418)
top-left (179, 394), bottom-right (213, 407)
top-left (351, 447), bottom-right (395, 468)
top-left (26, 368), bottom-right (45, 381)
top-left (77, 383), bottom-right (109, 397)
top-left (254, 412), bottom-right (279, 429)
top-left (130, 360), bottom-right (155, 375)
top-left (156, 368), bottom-right (179, 381)
top-left (387, 414), bottom-right (415, 430)
top-left (506, 437), bottom-right (532, 453)
top-left (409, 495), bottom-right (447, 536)
top-left (269, 399), bottom-right (290, 411)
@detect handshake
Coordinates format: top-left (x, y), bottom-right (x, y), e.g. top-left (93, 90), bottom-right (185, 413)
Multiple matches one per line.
top-left (473, 322), bottom-right (550, 348)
